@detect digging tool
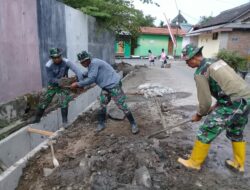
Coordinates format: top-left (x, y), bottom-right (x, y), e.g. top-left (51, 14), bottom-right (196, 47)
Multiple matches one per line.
top-left (147, 119), bottom-right (192, 139)
top-left (27, 128), bottom-right (59, 167)
top-left (27, 127), bottom-right (54, 136)
top-left (48, 140), bottom-right (59, 167)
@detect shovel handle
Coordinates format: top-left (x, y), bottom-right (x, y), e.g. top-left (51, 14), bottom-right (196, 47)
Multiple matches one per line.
top-left (147, 119), bottom-right (192, 139)
top-left (27, 128), bottom-right (54, 137)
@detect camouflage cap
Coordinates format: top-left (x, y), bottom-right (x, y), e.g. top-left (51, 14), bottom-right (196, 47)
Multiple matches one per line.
top-left (49, 48), bottom-right (62, 58)
top-left (182, 44), bottom-right (203, 61)
top-left (77, 51), bottom-right (91, 62)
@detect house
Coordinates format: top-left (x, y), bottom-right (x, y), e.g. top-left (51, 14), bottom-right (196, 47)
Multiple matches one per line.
top-left (133, 27), bottom-right (185, 57)
top-left (187, 2), bottom-right (250, 59)
top-left (115, 31), bottom-right (132, 58)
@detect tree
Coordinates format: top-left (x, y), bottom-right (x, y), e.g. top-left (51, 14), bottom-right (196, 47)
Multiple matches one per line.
top-left (62, 0), bottom-right (156, 35)
top-left (198, 16), bottom-right (213, 25)
top-left (159, 21), bottom-right (164, 27)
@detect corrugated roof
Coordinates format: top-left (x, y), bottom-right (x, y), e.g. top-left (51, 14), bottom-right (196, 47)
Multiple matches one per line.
top-left (201, 2), bottom-right (250, 27)
top-left (188, 22), bottom-right (250, 35)
top-left (140, 27), bottom-right (186, 36)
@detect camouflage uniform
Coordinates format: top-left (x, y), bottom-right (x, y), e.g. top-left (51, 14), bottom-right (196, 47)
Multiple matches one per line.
top-left (99, 81), bottom-right (129, 114)
top-left (194, 59), bottom-right (250, 144)
top-left (38, 85), bottom-right (72, 109)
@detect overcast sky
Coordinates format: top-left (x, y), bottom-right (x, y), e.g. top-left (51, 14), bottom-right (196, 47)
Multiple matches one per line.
top-left (133, 0), bottom-right (250, 25)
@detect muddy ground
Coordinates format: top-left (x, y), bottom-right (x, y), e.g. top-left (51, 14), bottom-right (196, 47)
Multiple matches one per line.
top-left (17, 62), bottom-right (250, 190)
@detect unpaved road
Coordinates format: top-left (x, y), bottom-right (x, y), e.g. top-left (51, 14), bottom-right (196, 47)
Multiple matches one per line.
top-left (17, 60), bottom-right (250, 190)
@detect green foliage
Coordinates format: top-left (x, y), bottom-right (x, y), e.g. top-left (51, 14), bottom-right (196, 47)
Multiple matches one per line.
top-left (216, 49), bottom-right (248, 71)
top-left (159, 21), bottom-right (164, 27)
top-left (198, 16), bottom-right (213, 25)
top-left (62, 0), bottom-right (156, 36)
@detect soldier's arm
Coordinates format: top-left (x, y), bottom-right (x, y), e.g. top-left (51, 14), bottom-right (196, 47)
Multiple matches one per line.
top-left (46, 61), bottom-right (59, 85)
top-left (77, 64), bottom-right (97, 88)
top-left (64, 59), bottom-right (84, 81)
top-left (195, 75), bottom-right (212, 116)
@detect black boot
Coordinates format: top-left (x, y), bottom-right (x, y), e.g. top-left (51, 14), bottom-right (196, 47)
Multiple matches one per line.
top-left (61, 107), bottom-right (68, 128)
top-left (28, 108), bottom-right (45, 124)
top-left (96, 108), bottom-right (106, 132)
top-left (126, 112), bottom-right (139, 134)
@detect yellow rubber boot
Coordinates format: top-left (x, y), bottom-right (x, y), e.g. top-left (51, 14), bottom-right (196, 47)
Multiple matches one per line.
top-left (178, 140), bottom-right (210, 170)
top-left (225, 141), bottom-right (246, 173)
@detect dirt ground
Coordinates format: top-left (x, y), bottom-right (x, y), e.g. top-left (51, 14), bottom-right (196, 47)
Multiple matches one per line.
top-left (17, 61), bottom-right (250, 190)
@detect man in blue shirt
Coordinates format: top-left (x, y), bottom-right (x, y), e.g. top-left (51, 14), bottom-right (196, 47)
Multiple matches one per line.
top-left (31, 48), bottom-right (84, 128)
top-left (70, 51), bottom-right (139, 134)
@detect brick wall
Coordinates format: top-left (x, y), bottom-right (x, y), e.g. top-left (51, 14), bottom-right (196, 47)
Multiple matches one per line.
top-left (227, 30), bottom-right (250, 58)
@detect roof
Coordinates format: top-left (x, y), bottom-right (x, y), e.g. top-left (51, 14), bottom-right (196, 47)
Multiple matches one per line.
top-left (187, 22), bottom-right (250, 36)
top-left (171, 13), bottom-right (187, 24)
top-left (140, 27), bottom-right (186, 36)
top-left (201, 2), bottom-right (250, 27)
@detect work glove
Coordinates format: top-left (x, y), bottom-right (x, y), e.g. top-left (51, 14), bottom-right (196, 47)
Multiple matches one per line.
top-left (191, 113), bottom-right (202, 122)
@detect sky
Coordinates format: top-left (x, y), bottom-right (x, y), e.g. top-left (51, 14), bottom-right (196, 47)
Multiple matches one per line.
top-left (133, 0), bottom-right (250, 25)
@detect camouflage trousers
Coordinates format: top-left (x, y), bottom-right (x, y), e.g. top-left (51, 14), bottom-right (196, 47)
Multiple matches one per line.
top-left (38, 86), bottom-right (72, 109)
top-left (99, 82), bottom-right (129, 114)
top-left (197, 98), bottom-right (250, 144)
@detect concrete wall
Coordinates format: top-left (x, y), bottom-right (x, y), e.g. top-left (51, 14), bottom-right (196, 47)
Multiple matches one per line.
top-left (0, 0), bottom-right (115, 103)
top-left (198, 33), bottom-right (220, 58)
top-left (65, 5), bottom-right (89, 75)
top-left (219, 32), bottom-right (229, 50)
top-left (88, 17), bottom-right (115, 64)
top-left (0, 0), bottom-right (42, 103)
top-left (37, 0), bottom-right (67, 86)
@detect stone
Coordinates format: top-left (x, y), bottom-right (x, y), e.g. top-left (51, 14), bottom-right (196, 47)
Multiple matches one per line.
top-left (107, 105), bottom-right (125, 120)
top-left (43, 168), bottom-right (55, 177)
top-left (132, 166), bottom-right (152, 188)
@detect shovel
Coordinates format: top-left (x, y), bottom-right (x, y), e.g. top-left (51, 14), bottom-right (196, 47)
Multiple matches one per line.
top-left (48, 140), bottom-right (59, 168)
top-left (27, 128), bottom-right (59, 168)
top-left (147, 119), bottom-right (192, 139)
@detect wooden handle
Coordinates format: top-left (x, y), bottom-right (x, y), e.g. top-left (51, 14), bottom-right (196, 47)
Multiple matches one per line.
top-left (27, 128), bottom-right (54, 137)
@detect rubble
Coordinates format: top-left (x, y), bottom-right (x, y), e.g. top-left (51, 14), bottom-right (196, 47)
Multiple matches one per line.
top-left (138, 83), bottom-right (175, 98)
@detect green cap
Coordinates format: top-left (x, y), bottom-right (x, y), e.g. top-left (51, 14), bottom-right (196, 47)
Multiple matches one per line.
top-left (77, 51), bottom-right (91, 62)
top-left (182, 44), bottom-right (203, 61)
top-left (49, 48), bottom-right (62, 58)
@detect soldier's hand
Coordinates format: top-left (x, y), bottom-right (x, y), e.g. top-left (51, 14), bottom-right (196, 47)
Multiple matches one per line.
top-left (58, 77), bottom-right (68, 87)
top-left (192, 113), bottom-right (202, 122)
top-left (208, 104), bottom-right (217, 114)
top-left (70, 82), bottom-right (79, 89)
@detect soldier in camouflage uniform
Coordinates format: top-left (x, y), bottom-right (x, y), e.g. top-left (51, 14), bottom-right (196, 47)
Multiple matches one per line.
top-left (178, 44), bottom-right (250, 173)
top-left (32, 48), bottom-right (84, 128)
top-left (70, 51), bottom-right (139, 134)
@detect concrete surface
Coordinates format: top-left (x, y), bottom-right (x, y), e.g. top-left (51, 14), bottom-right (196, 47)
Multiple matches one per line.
top-left (65, 5), bottom-right (88, 76)
top-left (0, 86), bottom-right (101, 190)
top-left (37, 0), bottom-right (67, 86)
top-left (0, 0), bottom-right (42, 103)
top-left (88, 17), bottom-right (115, 64)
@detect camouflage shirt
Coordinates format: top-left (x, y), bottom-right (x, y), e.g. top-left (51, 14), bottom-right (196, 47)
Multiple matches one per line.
top-left (194, 58), bottom-right (250, 116)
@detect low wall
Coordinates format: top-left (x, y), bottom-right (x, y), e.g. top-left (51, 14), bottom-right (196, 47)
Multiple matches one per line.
top-left (0, 86), bottom-right (101, 190)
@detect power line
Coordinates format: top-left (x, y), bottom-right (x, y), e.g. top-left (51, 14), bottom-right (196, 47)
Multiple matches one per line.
top-left (181, 11), bottom-right (200, 22)
top-left (174, 0), bottom-right (179, 11)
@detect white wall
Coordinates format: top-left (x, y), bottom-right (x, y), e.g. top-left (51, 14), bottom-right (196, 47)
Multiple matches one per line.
top-left (198, 33), bottom-right (220, 58)
top-left (65, 5), bottom-right (89, 75)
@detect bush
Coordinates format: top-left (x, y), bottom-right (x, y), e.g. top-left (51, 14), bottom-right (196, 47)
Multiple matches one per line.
top-left (216, 49), bottom-right (248, 71)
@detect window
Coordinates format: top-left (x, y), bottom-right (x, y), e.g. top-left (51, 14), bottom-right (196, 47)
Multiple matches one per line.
top-left (212, 32), bottom-right (218, 40)
top-left (232, 36), bottom-right (239, 41)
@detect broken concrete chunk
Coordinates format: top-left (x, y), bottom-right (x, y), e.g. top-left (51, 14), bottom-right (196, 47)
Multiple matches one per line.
top-left (107, 105), bottom-right (125, 120)
top-left (132, 166), bottom-right (152, 188)
top-left (43, 168), bottom-right (55, 177)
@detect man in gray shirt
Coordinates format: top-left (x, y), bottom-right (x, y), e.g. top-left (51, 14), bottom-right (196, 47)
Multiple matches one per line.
top-left (31, 48), bottom-right (84, 128)
top-left (70, 51), bottom-right (139, 134)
